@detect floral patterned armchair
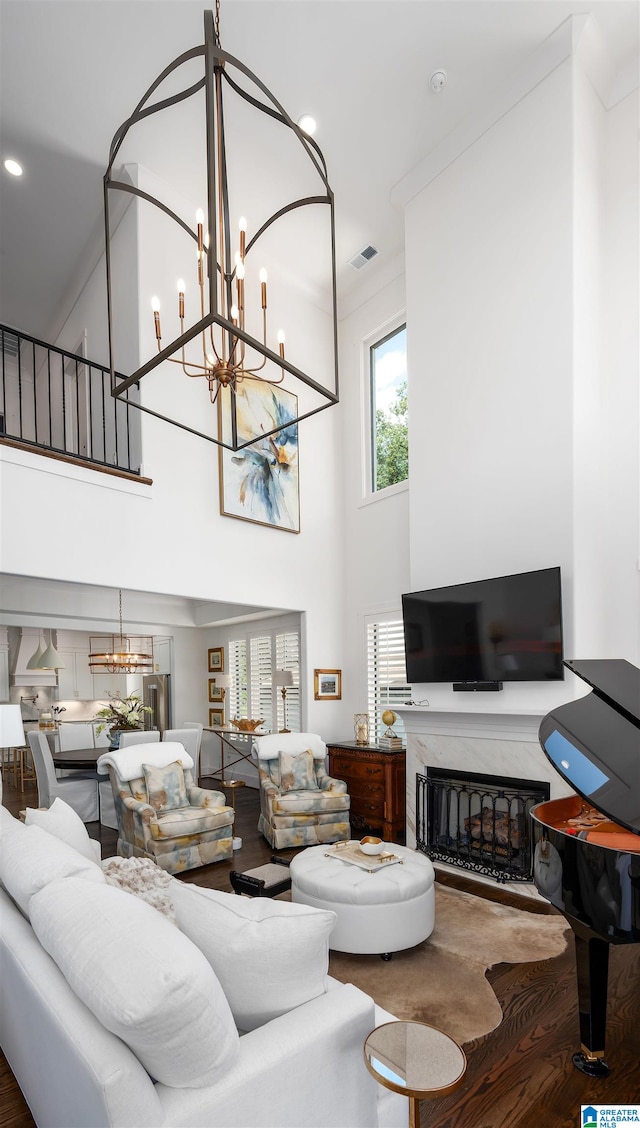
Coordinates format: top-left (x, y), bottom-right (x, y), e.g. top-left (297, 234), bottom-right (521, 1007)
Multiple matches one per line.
top-left (252, 733), bottom-right (350, 849)
top-left (97, 742), bottom-right (234, 874)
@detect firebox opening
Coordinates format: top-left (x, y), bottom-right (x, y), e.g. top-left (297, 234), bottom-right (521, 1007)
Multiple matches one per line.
top-left (416, 767), bottom-right (550, 883)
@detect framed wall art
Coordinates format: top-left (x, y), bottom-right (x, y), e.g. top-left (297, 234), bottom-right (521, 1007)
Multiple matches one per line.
top-left (208, 647), bottom-right (224, 673)
top-left (208, 680), bottom-right (225, 703)
top-left (314, 669), bottom-right (342, 700)
top-left (218, 381), bottom-right (300, 533)
top-left (209, 707), bottom-right (225, 728)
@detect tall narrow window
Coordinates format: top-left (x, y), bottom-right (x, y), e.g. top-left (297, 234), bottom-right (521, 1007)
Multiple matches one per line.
top-left (366, 614), bottom-right (411, 743)
top-left (370, 324), bottom-right (408, 492)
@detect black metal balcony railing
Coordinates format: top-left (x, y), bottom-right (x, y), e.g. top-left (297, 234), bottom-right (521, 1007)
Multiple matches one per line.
top-left (0, 325), bottom-right (142, 475)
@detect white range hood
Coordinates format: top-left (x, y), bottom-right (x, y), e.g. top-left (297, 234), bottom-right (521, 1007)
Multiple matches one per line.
top-left (11, 628), bottom-right (58, 687)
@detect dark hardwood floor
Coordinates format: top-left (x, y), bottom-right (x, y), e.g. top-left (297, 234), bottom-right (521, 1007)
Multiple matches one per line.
top-left (1, 778), bottom-right (639, 1127)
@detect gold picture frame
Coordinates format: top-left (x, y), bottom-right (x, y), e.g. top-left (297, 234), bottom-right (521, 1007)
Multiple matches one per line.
top-left (314, 669), bottom-right (342, 700)
top-left (209, 707), bottom-right (224, 728)
top-left (207, 647), bottom-right (224, 673)
top-left (208, 680), bottom-right (225, 703)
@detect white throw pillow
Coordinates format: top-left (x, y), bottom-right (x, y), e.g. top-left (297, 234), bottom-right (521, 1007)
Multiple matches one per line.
top-left (171, 880), bottom-right (336, 1031)
top-left (30, 877), bottom-right (239, 1088)
top-left (0, 816), bottom-right (104, 918)
top-left (24, 797), bottom-right (99, 862)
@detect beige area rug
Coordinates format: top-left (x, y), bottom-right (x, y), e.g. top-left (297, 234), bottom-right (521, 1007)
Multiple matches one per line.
top-left (328, 884), bottom-right (570, 1045)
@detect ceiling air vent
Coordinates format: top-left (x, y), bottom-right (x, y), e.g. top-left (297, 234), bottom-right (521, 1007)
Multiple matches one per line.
top-left (348, 244), bottom-right (379, 270)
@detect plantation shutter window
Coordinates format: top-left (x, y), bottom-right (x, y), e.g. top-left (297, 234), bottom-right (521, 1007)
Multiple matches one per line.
top-left (228, 638), bottom-right (248, 720)
top-left (226, 620), bottom-right (301, 733)
top-left (366, 615), bottom-right (411, 743)
top-left (250, 635), bottom-right (274, 733)
top-left (275, 631), bottom-right (300, 732)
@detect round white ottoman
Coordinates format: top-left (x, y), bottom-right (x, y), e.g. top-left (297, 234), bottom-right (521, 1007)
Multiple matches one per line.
top-left (290, 843), bottom-right (435, 957)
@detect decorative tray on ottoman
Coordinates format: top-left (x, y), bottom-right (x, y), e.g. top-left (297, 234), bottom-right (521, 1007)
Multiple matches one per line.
top-left (324, 840), bottom-right (404, 872)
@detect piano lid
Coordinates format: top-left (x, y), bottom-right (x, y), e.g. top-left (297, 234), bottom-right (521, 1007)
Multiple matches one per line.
top-left (539, 659), bottom-right (640, 835)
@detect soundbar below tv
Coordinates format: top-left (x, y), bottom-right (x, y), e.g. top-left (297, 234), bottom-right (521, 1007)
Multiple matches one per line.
top-left (401, 567), bottom-right (563, 690)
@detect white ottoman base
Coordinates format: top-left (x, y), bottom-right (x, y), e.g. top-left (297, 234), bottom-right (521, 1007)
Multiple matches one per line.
top-left (291, 843), bottom-right (435, 956)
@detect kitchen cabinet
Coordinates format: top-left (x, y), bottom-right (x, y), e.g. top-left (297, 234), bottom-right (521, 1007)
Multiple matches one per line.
top-left (327, 742), bottom-right (406, 844)
top-left (57, 649), bottom-right (94, 701)
top-left (153, 638), bottom-right (172, 675)
top-left (93, 672), bottom-right (143, 701)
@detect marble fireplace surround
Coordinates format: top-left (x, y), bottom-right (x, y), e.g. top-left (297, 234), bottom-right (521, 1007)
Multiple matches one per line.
top-left (396, 698), bottom-right (578, 895)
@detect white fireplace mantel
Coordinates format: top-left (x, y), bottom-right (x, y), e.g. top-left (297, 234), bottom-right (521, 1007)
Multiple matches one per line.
top-left (399, 704), bottom-right (545, 744)
top-left (396, 702), bottom-right (576, 865)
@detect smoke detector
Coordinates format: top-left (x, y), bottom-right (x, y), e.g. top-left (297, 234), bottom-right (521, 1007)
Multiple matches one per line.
top-left (348, 244), bottom-right (380, 270)
top-left (429, 70), bottom-right (447, 93)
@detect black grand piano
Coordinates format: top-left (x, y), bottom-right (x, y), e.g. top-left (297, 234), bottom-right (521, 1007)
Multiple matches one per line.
top-left (530, 658), bottom-right (640, 1076)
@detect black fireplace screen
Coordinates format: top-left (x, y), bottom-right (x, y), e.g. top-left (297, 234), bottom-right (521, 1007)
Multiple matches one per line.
top-left (416, 767), bottom-right (549, 883)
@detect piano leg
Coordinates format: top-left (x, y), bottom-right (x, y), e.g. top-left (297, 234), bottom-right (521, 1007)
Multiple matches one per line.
top-left (572, 929), bottom-right (611, 1076)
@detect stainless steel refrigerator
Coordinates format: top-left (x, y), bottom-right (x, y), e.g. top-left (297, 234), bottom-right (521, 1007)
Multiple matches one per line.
top-left (142, 673), bottom-right (171, 734)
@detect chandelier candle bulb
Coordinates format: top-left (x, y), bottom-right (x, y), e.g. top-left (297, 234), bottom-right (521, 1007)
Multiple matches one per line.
top-left (239, 215), bottom-right (246, 259)
top-left (151, 297), bottom-right (161, 340)
top-left (259, 268), bottom-right (268, 309)
top-left (177, 280), bottom-right (185, 319)
top-left (277, 330), bottom-right (285, 359)
top-left (236, 261), bottom-right (245, 310)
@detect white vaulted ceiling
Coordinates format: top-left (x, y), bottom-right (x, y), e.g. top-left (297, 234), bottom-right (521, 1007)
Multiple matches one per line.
top-left (0, 0), bottom-right (638, 344)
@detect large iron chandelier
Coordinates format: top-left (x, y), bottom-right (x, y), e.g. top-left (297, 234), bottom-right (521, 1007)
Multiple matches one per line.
top-left (104, 2), bottom-right (338, 452)
top-left (89, 591), bottom-right (154, 674)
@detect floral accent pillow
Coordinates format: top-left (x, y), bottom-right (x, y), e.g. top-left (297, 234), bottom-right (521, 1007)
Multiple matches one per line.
top-left (143, 760), bottom-right (188, 814)
top-left (102, 856), bottom-right (177, 923)
top-left (279, 749), bottom-right (318, 792)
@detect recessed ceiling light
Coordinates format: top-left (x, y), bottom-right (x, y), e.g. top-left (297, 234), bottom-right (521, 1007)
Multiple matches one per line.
top-left (3, 158), bottom-right (23, 177)
top-left (297, 115), bottom-right (317, 137)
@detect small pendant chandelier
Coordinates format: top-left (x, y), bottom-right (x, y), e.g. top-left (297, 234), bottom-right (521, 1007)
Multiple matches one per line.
top-left (89, 590), bottom-right (154, 674)
top-left (104, 1), bottom-right (338, 452)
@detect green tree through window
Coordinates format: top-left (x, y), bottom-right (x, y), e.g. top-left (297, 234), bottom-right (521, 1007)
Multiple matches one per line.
top-left (370, 325), bottom-right (408, 492)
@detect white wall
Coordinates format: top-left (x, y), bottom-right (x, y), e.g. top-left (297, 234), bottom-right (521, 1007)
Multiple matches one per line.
top-left (594, 87), bottom-right (639, 659)
top-left (335, 16), bottom-right (639, 727)
top-left (338, 271), bottom-right (411, 722)
top-left (399, 31), bottom-right (638, 710)
top-left (406, 59), bottom-right (575, 602)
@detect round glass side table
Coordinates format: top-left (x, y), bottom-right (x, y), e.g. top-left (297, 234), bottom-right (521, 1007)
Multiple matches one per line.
top-left (364, 1020), bottom-right (467, 1128)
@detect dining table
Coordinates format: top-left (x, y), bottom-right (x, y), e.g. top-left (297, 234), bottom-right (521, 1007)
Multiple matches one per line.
top-left (52, 747), bottom-right (106, 771)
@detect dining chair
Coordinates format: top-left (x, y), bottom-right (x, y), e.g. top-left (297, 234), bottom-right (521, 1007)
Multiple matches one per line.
top-left (118, 730), bottom-right (160, 748)
top-left (28, 731), bottom-right (99, 823)
top-left (168, 724), bottom-right (204, 782)
top-left (58, 723), bottom-right (96, 752)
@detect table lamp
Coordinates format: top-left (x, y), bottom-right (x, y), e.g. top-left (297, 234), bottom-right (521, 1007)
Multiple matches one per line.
top-left (0, 703), bottom-right (26, 783)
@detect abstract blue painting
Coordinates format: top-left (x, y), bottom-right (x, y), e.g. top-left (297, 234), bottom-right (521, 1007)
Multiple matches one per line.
top-left (218, 381), bottom-right (300, 533)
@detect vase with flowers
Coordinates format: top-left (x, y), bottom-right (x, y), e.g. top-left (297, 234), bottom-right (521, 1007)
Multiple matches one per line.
top-left (94, 694), bottom-right (152, 749)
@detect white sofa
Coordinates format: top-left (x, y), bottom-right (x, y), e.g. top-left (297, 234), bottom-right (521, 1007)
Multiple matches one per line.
top-left (0, 799), bottom-right (407, 1128)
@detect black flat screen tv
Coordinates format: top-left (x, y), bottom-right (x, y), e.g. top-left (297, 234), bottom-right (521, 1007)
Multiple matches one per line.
top-left (401, 567), bottom-right (563, 688)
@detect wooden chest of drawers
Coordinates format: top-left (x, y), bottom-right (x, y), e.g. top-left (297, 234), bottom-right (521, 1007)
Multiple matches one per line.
top-left (327, 742), bottom-right (406, 844)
